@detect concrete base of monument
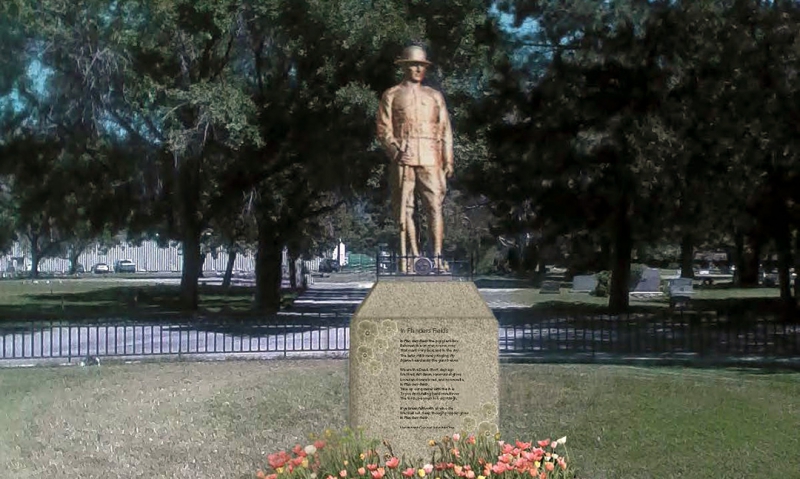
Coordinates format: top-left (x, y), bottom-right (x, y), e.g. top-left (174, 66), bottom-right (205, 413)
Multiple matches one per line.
top-left (348, 279), bottom-right (499, 463)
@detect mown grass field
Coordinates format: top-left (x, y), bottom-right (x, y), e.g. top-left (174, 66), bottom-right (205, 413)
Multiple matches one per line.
top-left (1, 361), bottom-right (798, 479)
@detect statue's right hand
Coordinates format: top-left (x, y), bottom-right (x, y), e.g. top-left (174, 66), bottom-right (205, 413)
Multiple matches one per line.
top-left (389, 143), bottom-right (404, 162)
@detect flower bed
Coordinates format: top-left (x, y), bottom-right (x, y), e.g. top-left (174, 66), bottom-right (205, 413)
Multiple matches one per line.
top-left (257, 429), bottom-right (575, 479)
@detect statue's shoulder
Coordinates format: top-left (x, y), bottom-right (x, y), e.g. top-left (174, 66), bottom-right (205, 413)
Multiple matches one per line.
top-left (421, 85), bottom-right (445, 100)
top-left (382, 84), bottom-right (403, 98)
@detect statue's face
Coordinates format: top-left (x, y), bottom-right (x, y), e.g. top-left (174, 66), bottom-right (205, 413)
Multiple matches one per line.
top-left (403, 62), bottom-right (427, 83)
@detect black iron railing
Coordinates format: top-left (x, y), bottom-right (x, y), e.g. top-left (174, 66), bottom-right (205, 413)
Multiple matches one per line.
top-left (2, 311), bottom-right (798, 365)
top-left (494, 310), bottom-right (800, 358)
top-left (0, 315), bottom-right (350, 363)
top-left (376, 252), bottom-right (473, 279)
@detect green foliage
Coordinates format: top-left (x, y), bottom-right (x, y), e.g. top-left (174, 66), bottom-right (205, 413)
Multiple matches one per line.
top-left (593, 271), bottom-right (611, 297)
top-left (593, 263), bottom-right (647, 297)
top-left (466, 0), bottom-right (800, 310)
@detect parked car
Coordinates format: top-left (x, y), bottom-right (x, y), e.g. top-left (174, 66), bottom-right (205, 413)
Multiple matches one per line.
top-left (319, 259), bottom-right (340, 273)
top-left (114, 259), bottom-right (137, 273)
top-left (92, 263), bottom-right (110, 274)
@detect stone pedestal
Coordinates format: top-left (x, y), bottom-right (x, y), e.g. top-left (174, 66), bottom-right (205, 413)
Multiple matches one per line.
top-left (349, 280), bottom-right (499, 462)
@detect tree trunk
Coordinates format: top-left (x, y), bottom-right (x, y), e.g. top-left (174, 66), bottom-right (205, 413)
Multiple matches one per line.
top-left (29, 251), bottom-right (40, 279)
top-left (608, 195), bottom-right (632, 313)
top-left (794, 230), bottom-right (800, 299)
top-left (27, 233), bottom-right (40, 279)
top-left (733, 229), bottom-right (745, 286)
top-left (68, 243), bottom-right (85, 275)
top-left (177, 154), bottom-right (203, 312)
top-left (289, 251), bottom-right (299, 290)
top-left (180, 231), bottom-right (202, 311)
top-left (739, 233), bottom-right (761, 287)
top-left (222, 248), bottom-right (237, 288)
top-left (68, 251), bottom-right (81, 275)
top-left (599, 236), bottom-right (612, 272)
top-left (680, 231), bottom-right (694, 279)
top-left (255, 227), bottom-right (284, 313)
top-left (775, 226), bottom-right (795, 310)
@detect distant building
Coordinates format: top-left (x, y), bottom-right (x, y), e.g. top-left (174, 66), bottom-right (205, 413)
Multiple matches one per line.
top-left (1, 240), bottom-right (327, 275)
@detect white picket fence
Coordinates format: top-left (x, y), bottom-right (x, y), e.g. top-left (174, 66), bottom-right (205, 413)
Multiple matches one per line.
top-left (1, 240), bottom-right (325, 274)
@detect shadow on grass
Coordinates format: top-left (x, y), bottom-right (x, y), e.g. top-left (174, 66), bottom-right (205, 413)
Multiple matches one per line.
top-left (0, 284), bottom-right (299, 323)
top-left (526, 296), bottom-right (797, 320)
top-left (473, 276), bottom-right (537, 289)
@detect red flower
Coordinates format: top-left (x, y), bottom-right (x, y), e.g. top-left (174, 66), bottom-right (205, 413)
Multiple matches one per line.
top-left (537, 439), bottom-right (550, 448)
top-left (367, 464), bottom-right (379, 472)
top-left (491, 463), bottom-right (509, 474)
top-left (402, 468), bottom-right (415, 478)
top-left (371, 468), bottom-right (386, 479)
top-left (515, 441), bottom-right (531, 450)
top-left (314, 440), bottom-right (326, 449)
top-left (386, 457), bottom-right (400, 469)
top-left (293, 444), bottom-right (307, 457)
top-left (268, 451), bottom-right (291, 469)
top-left (531, 448), bottom-right (545, 461)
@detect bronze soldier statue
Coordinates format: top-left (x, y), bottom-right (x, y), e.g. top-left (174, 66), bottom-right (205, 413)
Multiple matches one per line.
top-left (376, 45), bottom-right (454, 272)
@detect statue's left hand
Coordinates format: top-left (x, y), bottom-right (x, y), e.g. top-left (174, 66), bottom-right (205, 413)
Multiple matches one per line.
top-left (444, 164), bottom-right (454, 179)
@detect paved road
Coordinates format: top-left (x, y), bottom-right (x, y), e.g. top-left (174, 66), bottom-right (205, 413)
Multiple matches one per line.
top-left (0, 280), bottom-right (533, 366)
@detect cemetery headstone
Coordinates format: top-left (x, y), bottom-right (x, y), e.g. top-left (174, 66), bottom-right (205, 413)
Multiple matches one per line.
top-left (349, 280), bottom-right (499, 462)
top-left (571, 274), bottom-right (598, 293)
top-left (668, 278), bottom-right (694, 308)
top-left (539, 280), bottom-right (561, 294)
top-left (630, 267), bottom-right (663, 299)
top-left (633, 268), bottom-right (661, 292)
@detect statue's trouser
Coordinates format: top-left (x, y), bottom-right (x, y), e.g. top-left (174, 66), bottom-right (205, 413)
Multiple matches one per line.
top-left (391, 163), bottom-right (446, 271)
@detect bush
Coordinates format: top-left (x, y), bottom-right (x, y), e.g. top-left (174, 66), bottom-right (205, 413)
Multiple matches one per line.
top-left (593, 271), bottom-right (610, 297)
top-left (256, 429), bottom-right (575, 479)
top-left (592, 264), bottom-right (648, 297)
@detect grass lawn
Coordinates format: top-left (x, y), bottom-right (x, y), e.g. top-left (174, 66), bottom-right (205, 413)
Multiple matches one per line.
top-left (504, 286), bottom-right (784, 315)
top-left (0, 279), bottom-right (300, 321)
top-left (1, 361), bottom-right (798, 478)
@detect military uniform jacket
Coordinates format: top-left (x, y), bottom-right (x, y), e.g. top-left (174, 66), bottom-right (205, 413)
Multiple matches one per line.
top-left (377, 82), bottom-right (454, 169)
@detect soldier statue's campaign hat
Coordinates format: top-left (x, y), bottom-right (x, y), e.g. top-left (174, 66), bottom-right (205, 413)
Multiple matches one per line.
top-left (394, 45), bottom-right (433, 65)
